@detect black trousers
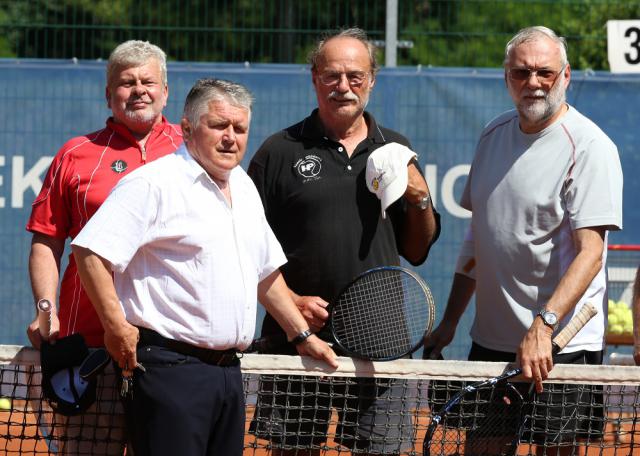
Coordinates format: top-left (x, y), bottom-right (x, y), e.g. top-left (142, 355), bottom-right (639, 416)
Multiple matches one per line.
top-left (126, 343), bottom-right (244, 456)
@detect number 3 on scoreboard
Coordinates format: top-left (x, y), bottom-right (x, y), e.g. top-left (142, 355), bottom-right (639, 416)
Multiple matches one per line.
top-left (607, 20), bottom-right (640, 73)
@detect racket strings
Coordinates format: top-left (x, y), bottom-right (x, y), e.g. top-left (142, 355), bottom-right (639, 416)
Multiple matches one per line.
top-left (332, 269), bottom-right (433, 359)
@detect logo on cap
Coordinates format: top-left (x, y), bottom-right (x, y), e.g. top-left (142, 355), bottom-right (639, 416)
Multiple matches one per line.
top-left (371, 171), bottom-right (385, 192)
top-left (365, 143), bottom-right (417, 219)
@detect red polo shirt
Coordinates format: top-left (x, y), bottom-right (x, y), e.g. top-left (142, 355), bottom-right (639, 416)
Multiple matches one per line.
top-left (26, 116), bottom-right (182, 346)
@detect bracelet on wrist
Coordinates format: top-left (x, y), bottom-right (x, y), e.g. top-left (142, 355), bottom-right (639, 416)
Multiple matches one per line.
top-left (290, 329), bottom-right (313, 345)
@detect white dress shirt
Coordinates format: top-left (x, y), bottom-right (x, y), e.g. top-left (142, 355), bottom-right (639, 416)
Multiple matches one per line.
top-left (72, 145), bottom-right (287, 350)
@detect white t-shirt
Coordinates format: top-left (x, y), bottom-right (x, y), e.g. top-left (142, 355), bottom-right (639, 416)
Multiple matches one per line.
top-left (72, 145), bottom-right (287, 351)
top-left (459, 105), bottom-right (623, 353)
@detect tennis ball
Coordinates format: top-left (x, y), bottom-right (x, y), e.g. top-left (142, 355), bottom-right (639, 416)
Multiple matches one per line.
top-left (609, 324), bottom-right (624, 335)
top-left (0, 397), bottom-right (11, 410)
top-left (608, 314), bottom-right (621, 326)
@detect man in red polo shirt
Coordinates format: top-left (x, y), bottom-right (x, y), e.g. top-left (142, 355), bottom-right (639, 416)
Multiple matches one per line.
top-left (25, 40), bottom-right (182, 454)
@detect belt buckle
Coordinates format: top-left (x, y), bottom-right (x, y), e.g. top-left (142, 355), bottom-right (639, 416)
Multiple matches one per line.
top-left (218, 352), bottom-right (236, 366)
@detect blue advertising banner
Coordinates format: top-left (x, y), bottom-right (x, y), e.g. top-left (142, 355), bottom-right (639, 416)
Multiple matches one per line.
top-left (0, 60), bottom-right (637, 358)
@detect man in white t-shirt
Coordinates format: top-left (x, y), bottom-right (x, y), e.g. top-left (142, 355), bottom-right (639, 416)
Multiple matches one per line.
top-left (71, 78), bottom-right (337, 456)
top-left (425, 26), bottom-right (622, 454)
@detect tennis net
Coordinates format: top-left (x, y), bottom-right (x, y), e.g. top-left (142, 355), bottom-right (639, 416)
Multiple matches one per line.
top-left (2, 345), bottom-right (639, 455)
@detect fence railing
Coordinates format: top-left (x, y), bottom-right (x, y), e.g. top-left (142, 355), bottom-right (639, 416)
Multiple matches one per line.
top-left (1, 0), bottom-right (640, 69)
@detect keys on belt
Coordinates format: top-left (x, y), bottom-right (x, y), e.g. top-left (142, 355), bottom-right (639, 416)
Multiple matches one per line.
top-left (121, 362), bottom-right (146, 399)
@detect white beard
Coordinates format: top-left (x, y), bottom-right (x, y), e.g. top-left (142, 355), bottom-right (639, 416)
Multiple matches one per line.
top-left (518, 74), bottom-right (566, 125)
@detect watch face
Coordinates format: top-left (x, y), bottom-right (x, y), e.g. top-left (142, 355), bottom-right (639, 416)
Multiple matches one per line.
top-left (544, 312), bottom-right (558, 325)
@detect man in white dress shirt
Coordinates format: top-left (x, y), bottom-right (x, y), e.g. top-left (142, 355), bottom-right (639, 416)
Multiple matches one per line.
top-left (71, 78), bottom-right (337, 456)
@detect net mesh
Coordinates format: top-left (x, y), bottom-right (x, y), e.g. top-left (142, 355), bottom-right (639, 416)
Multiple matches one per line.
top-left (1, 346), bottom-right (639, 455)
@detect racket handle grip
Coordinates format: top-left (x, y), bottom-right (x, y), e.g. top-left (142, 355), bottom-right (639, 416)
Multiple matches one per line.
top-left (551, 302), bottom-right (597, 353)
top-left (37, 299), bottom-right (52, 340)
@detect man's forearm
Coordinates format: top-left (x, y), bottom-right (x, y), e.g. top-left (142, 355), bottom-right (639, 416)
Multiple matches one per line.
top-left (258, 270), bottom-right (310, 340)
top-left (443, 273), bottom-right (476, 325)
top-left (71, 245), bottom-right (126, 332)
top-left (399, 162), bottom-right (438, 263)
top-left (401, 204), bottom-right (438, 263)
top-left (29, 234), bottom-right (64, 309)
top-left (543, 229), bottom-right (604, 319)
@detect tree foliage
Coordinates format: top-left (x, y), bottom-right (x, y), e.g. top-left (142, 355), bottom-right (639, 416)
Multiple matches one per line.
top-left (1, 0), bottom-right (639, 70)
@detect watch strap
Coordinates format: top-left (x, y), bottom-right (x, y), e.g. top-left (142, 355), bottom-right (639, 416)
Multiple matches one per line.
top-left (290, 329), bottom-right (313, 345)
top-left (412, 193), bottom-right (431, 210)
top-left (537, 309), bottom-right (559, 330)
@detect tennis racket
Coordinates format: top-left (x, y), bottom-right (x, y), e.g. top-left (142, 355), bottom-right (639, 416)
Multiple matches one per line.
top-left (250, 266), bottom-right (435, 361)
top-left (37, 298), bottom-right (52, 341)
top-left (423, 302), bottom-right (598, 456)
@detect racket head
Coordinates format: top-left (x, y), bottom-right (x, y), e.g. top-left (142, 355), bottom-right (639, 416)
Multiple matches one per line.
top-left (329, 266), bottom-right (435, 361)
top-left (424, 379), bottom-right (528, 456)
top-left (424, 303), bottom-right (599, 455)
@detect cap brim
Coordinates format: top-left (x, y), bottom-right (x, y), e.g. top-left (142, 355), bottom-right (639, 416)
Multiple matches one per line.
top-left (380, 172), bottom-right (409, 218)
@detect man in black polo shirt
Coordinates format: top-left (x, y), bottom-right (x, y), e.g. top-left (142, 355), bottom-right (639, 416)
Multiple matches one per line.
top-left (248, 27), bottom-right (440, 455)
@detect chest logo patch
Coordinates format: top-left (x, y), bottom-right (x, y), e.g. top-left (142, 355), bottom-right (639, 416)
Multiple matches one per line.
top-left (110, 159), bottom-right (128, 173)
top-left (295, 155), bottom-right (322, 179)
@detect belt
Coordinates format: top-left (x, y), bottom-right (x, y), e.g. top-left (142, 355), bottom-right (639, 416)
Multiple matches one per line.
top-left (137, 327), bottom-right (239, 367)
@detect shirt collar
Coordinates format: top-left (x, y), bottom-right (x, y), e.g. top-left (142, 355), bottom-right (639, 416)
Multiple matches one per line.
top-left (176, 145), bottom-right (206, 181)
top-left (106, 115), bottom-right (171, 146)
top-left (176, 144), bottom-right (241, 185)
top-left (298, 109), bottom-right (386, 144)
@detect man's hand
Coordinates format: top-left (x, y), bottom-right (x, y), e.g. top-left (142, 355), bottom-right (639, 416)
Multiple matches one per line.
top-left (294, 295), bottom-right (329, 332)
top-left (26, 312), bottom-right (60, 349)
top-left (295, 334), bottom-right (338, 369)
top-left (518, 318), bottom-right (554, 393)
top-left (423, 320), bottom-right (456, 359)
top-left (104, 322), bottom-right (140, 375)
top-left (403, 161), bottom-right (430, 206)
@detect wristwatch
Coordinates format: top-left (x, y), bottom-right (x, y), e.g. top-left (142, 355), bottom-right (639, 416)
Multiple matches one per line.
top-left (414, 194), bottom-right (431, 210)
top-left (537, 309), bottom-right (559, 331)
top-left (290, 329), bottom-right (313, 345)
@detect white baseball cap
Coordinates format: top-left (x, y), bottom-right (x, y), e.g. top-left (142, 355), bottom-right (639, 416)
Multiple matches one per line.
top-left (366, 142), bottom-right (417, 218)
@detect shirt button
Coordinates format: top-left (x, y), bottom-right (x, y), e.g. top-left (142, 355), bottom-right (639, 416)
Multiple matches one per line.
top-left (338, 146), bottom-right (344, 152)
top-left (346, 165), bottom-right (352, 171)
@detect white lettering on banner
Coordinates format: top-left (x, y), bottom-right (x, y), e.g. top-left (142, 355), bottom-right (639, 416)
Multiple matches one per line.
top-left (0, 156), bottom-right (4, 208)
top-left (441, 164), bottom-right (471, 218)
top-left (11, 156), bottom-right (53, 208)
top-left (423, 164), bottom-right (471, 219)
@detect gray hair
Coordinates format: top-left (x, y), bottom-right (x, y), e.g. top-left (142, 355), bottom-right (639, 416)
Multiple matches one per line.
top-left (183, 78), bottom-right (253, 127)
top-left (504, 26), bottom-right (568, 67)
top-left (107, 40), bottom-right (168, 86)
top-left (308, 27), bottom-right (379, 75)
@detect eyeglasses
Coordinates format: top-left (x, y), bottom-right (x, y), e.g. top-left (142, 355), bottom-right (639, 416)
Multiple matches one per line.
top-left (508, 65), bottom-right (566, 83)
top-left (317, 71), bottom-right (369, 87)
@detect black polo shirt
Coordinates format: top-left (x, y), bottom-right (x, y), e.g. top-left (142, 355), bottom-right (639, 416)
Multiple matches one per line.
top-left (249, 109), bottom-right (439, 339)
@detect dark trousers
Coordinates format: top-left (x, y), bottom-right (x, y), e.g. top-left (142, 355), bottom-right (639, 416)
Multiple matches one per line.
top-left (126, 343), bottom-right (245, 456)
